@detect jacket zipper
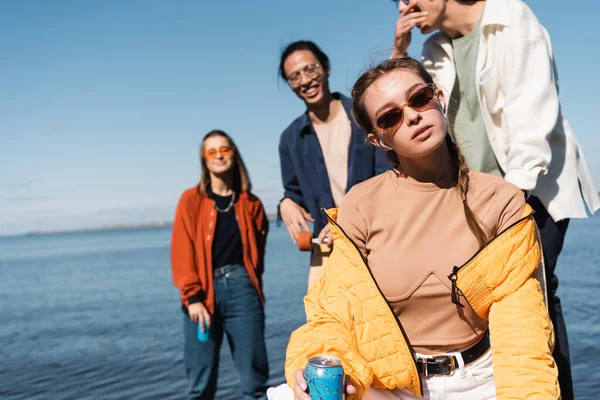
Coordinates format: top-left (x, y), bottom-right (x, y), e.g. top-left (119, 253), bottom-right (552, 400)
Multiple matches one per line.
top-left (324, 212), bottom-right (423, 395)
top-left (447, 212), bottom-right (535, 306)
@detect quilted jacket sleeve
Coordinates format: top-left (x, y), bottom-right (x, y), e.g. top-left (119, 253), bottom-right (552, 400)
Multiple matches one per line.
top-left (487, 219), bottom-right (559, 399)
top-left (489, 278), bottom-right (559, 399)
top-left (285, 272), bottom-right (373, 399)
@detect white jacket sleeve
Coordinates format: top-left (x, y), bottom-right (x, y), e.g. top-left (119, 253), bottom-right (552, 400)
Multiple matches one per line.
top-left (502, 31), bottom-right (559, 191)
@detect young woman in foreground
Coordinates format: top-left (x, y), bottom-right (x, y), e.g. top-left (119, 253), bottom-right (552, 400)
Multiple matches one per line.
top-left (284, 58), bottom-right (559, 399)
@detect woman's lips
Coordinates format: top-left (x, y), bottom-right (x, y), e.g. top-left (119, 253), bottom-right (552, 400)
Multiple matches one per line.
top-left (411, 125), bottom-right (433, 141)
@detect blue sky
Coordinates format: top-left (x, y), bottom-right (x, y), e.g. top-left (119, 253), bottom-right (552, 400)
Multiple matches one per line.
top-left (1, 0), bottom-right (599, 235)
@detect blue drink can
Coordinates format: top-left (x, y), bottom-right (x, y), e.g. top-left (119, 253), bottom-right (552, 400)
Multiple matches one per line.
top-left (197, 319), bottom-right (211, 342)
top-left (303, 355), bottom-right (345, 400)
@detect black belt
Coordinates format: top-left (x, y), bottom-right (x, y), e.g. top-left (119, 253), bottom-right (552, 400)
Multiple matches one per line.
top-left (213, 264), bottom-right (244, 278)
top-left (416, 331), bottom-right (490, 377)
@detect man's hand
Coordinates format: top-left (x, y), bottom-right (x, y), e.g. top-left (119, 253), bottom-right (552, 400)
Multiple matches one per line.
top-left (392, 0), bottom-right (428, 58)
top-left (316, 224), bottom-right (333, 249)
top-left (280, 198), bottom-right (314, 243)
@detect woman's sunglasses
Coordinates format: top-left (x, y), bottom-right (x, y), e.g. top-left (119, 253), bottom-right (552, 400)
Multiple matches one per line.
top-left (375, 84), bottom-right (440, 132)
top-left (204, 146), bottom-right (234, 159)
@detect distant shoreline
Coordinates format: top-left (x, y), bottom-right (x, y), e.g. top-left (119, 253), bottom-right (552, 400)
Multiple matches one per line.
top-left (23, 214), bottom-right (279, 236)
top-left (17, 192), bottom-right (600, 237)
top-left (25, 221), bottom-right (174, 236)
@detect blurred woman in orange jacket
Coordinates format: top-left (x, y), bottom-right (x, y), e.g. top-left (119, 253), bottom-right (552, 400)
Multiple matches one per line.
top-left (171, 130), bottom-right (269, 400)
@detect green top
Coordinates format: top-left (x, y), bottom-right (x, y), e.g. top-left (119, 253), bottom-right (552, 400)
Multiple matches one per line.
top-left (448, 18), bottom-right (503, 176)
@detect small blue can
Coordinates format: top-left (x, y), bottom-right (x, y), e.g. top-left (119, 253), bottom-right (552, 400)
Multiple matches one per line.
top-left (197, 319), bottom-right (211, 342)
top-left (304, 355), bottom-right (345, 400)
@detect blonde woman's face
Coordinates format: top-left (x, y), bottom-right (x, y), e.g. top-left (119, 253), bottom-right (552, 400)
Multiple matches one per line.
top-left (203, 135), bottom-right (234, 174)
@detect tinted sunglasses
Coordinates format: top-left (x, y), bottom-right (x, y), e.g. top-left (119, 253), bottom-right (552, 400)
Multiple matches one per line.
top-left (375, 84), bottom-right (440, 132)
top-left (204, 146), bottom-right (234, 159)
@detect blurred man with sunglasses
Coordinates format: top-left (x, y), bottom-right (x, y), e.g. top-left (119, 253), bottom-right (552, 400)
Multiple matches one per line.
top-left (389, 0), bottom-right (600, 397)
top-left (277, 40), bottom-right (389, 291)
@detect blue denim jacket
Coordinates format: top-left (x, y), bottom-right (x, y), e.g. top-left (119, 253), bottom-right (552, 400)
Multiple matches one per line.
top-left (278, 93), bottom-right (390, 237)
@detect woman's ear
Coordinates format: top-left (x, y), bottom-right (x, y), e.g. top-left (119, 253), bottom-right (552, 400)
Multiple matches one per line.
top-left (368, 133), bottom-right (393, 151)
top-left (436, 89), bottom-right (447, 114)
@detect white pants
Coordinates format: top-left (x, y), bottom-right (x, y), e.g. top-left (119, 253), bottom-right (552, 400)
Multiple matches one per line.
top-left (266, 350), bottom-right (495, 400)
top-left (365, 349), bottom-right (496, 400)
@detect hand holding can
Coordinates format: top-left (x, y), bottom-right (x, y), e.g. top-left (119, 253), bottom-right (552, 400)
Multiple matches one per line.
top-left (197, 318), bottom-right (211, 342)
top-left (292, 356), bottom-right (355, 400)
top-left (188, 302), bottom-right (211, 342)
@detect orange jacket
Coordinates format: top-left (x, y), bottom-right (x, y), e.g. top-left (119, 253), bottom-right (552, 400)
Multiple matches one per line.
top-left (170, 187), bottom-right (269, 314)
top-left (286, 205), bottom-right (559, 399)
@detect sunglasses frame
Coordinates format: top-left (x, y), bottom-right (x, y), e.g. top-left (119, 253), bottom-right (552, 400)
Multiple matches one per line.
top-left (374, 83), bottom-right (441, 134)
top-left (204, 146), bottom-right (234, 160)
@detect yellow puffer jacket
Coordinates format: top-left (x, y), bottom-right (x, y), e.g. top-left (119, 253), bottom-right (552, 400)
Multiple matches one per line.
top-left (285, 205), bottom-right (559, 399)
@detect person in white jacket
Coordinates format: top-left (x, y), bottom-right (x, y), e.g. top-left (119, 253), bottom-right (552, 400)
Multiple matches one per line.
top-left (390, 0), bottom-right (600, 398)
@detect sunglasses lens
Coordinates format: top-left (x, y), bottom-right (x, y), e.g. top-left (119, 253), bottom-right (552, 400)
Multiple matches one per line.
top-left (377, 109), bottom-right (403, 130)
top-left (220, 147), bottom-right (233, 156)
top-left (409, 86), bottom-right (435, 108)
top-left (205, 147), bottom-right (233, 159)
top-left (205, 149), bottom-right (217, 159)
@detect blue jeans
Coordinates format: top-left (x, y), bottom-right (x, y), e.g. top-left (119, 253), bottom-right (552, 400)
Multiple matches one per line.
top-left (183, 264), bottom-right (269, 400)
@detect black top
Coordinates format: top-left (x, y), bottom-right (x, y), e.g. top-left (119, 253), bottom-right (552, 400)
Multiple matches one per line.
top-left (209, 188), bottom-right (244, 270)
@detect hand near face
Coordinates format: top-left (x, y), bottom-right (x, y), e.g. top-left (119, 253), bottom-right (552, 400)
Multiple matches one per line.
top-left (392, 0), bottom-right (428, 58)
